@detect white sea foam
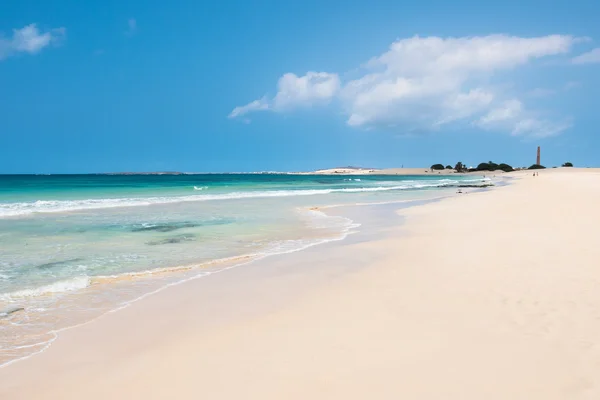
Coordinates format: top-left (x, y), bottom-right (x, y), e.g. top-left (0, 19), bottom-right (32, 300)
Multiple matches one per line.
top-left (461, 177), bottom-right (491, 182)
top-left (259, 210), bottom-right (359, 256)
top-left (0, 276), bottom-right (91, 300)
top-left (0, 181), bottom-right (467, 218)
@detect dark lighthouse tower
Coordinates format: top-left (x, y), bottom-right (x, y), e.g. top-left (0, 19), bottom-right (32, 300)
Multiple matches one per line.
top-left (536, 146), bottom-right (541, 165)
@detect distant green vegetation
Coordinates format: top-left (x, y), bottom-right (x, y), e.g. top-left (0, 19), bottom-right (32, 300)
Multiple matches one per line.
top-left (562, 162), bottom-right (573, 167)
top-left (528, 164), bottom-right (546, 170)
top-left (430, 160), bottom-right (514, 173)
top-left (497, 164), bottom-right (514, 172)
top-left (475, 161), bottom-right (514, 172)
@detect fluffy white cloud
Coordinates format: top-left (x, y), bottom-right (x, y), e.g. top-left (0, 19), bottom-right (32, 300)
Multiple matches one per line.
top-left (572, 48), bottom-right (600, 64)
top-left (477, 99), bottom-right (571, 138)
top-left (342, 35), bottom-right (574, 134)
top-left (512, 118), bottom-right (572, 138)
top-left (229, 98), bottom-right (269, 118)
top-left (273, 72), bottom-right (340, 110)
top-left (365, 34), bottom-right (572, 74)
top-left (0, 24), bottom-right (65, 60)
top-left (231, 34), bottom-right (579, 137)
top-left (230, 72), bottom-right (340, 119)
top-left (478, 99), bottom-right (524, 126)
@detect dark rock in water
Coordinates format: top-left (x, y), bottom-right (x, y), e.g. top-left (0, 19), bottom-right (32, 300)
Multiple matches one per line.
top-left (36, 258), bottom-right (84, 269)
top-left (458, 184), bottom-right (494, 188)
top-left (131, 222), bottom-right (200, 233)
top-left (132, 219), bottom-right (232, 233)
top-left (146, 234), bottom-right (196, 246)
top-left (0, 307), bottom-right (25, 318)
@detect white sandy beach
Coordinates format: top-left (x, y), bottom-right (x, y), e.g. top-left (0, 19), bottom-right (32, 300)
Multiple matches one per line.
top-left (1, 168), bottom-right (600, 399)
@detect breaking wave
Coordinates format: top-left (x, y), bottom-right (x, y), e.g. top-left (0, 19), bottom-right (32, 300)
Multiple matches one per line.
top-left (0, 277), bottom-right (91, 300)
top-left (0, 180), bottom-right (489, 218)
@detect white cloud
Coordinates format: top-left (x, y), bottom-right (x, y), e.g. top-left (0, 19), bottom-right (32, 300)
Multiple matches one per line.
top-left (572, 48), bottom-right (600, 64)
top-left (365, 34), bottom-right (573, 74)
top-left (230, 34), bottom-right (579, 137)
top-left (0, 24), bottom-right (65, 60)
top-left (230, 72), bottom-right (340, 119)
top-left (512, 118), bottom-right (572, 138)
top-left (342, 35), bottom-right (574, 133)
top-left (228, 98), bottom-right (269, 118)
top-left (478, 99), bottom-right (523, 126)
top-left (477, 99), bottom-right (570, 138)
top-left (273, 72), bottom-right (340, 110)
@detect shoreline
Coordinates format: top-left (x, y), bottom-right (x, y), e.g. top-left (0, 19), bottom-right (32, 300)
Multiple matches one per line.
top-left (0, 177), bottom-right (492, 380)
top-left (3, 168), bottom-right (600, 398)
top-left (0, 185), bottom-right (464, 367)
top-left (0, 204), bottom-right (362, 367)
top-left (0, 193), bottom-right (428, 371)
top-left (1, 179), bottom-right (472, 368)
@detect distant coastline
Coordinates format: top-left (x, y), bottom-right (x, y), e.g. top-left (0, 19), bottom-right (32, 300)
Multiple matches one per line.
top-left (98, 168), bottom-right (461, 176)
top-left (2, 166), bottom-right (510, 176)
top-left (105, 171), bottom-right (186, 175)
top-left (99, 166), bottom-right (459, 176)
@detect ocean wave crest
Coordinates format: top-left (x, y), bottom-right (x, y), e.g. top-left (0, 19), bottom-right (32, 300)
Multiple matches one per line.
top-left (0, 277), bottom-right (91, 300)
top-left (0, 180), bottom-right (486, 218)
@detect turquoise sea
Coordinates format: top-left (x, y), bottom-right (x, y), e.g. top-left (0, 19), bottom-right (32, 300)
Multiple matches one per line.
top-left (0, 173), bottom-right (489, 365)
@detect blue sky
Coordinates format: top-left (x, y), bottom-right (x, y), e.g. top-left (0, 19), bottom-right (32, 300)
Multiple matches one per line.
top-left (1, 0), bottom-right (599, 173)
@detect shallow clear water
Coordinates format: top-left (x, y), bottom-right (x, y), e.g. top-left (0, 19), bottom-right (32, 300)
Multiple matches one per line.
top-left (0, 173), bottom-right (489, 365)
